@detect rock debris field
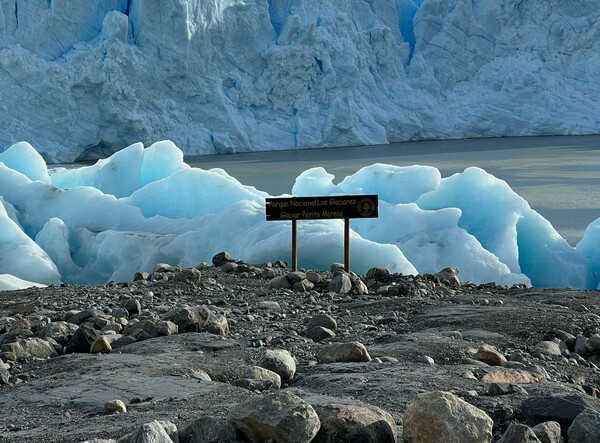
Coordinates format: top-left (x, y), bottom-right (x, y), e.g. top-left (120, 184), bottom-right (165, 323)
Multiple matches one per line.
top-left (1, 252), bottom-right (600, 443)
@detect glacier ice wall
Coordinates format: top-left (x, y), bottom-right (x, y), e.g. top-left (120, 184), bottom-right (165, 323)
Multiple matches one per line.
top-left (0, 0), bottom-right (599, 162)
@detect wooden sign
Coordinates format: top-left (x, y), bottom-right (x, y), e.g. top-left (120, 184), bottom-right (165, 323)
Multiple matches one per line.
top-left (265, 195), bottom-right (379, 272)
top-left (265, 195), bottom-right (378, 221)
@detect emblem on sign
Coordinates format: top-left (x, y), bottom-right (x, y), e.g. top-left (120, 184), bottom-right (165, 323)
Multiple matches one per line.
top-left (357, 198), bottom-right (376, 217)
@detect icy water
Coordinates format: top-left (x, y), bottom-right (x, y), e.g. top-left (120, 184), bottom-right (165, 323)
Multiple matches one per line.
top-left (189, 135), bottom-right (600, 247)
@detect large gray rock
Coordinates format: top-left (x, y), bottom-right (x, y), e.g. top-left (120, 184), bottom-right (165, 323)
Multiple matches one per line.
top-left (65, 324), bottom-right (101, 354)
top-left (130, 420), bottom-right (175, 443)
top-left (66, 308), bottom-right (104, 325)
top-left (568, 409), bottom-right (600, 443)
top-left (317, 342), bottom-right (371, 363)
top-left (19, 338), bottom-right (58, 359)
top-left (228, 391), bottom-right (320, 443)
top-left (497, 422), bottom-right (541, 443)
top-left (180, 416), bottom-right (236, 443)
top-left (259, 349), bottom-right (296, 384)
top-left (307, 314), bottom-right (337, 332)
top-left (403, 391), bottom-right (493, 443)
top-left (205, 314), bottom-right (229, 336)
top-left (311, 402), bottom-right (397, 443)
top-left (522, 394), bottom-right (600, 430)
top-left (121, 298), bottom-right (142, 316)
top-left (586, 334), bottom-right (600, 352)
top-left (305, 326), bottom-right (336, 342)
top-left (37, 321), bottom-right (80, 345)
top-left (473, 344), bottom-right (507, 366)
top-left (532, 421), bottom-right (562, 443)
top-left (212, 251), bottom-right (234, 267)
top-left (162, 306), bottom-right (210, 333)
top-left (533, 341), bottom-right (562, 357)
top-left (328, 273), bottom-right (352, 294)
top-left (243, 366), bottom-right (282, 389)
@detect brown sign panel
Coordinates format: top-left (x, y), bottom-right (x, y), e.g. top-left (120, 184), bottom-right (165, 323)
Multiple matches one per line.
top-left (266, 195), bottom-right (378, 221)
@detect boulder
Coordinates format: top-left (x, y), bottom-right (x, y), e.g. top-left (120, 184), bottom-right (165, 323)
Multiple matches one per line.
top-left (473, 344), bottom-right (507, 366)
top-left (212, 251), bottom-right (234, 267)
top-left (65, 324), bottom-right (100, 354)
top-left (162, 306), bottom-right (210, 333)
top-left (497, 422), bottom-right (541, 443)
top-left (244, 366), bottom-right (282, 389)
top-left (329, 274), bottom-right (352, 294)
top-left (228, 391), bottom-right (320, 443)
top-left (130, 420), bottom-right (176, 443)
top-left (532, 421), bottom-right (562, 443)
top-left (205, 314), bottom-right (229, 336)
top-left (307, 314), bottom-right (337, 332)
top-left (434, 267), bottom-right (460, 286)
top-left (317, 342), bottom-right (371, 363)
top-left (533, 341), bottom-right (562, 357)
top-left (259, 349), bottom-right (296, 384)
top-left (174, 268), bottom-right (202, 285)
top-left (305, 326), bottom-right (336, 342)
top-left (522, 394), bottom-right (600, 430)
top-left (403, 391), bottom-right (493, 443)
top-left (311, 402), bottom-right (397, 443)
top-left (180, 416), bottom-right (236, 443)
top-left (568, 409), bottom-right (600, 443)
top-left (121, 299), bottom-right (142, 316)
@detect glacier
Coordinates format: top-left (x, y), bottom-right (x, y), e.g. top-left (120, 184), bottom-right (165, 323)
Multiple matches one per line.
top-left (0, 0), bottom-right (599, 162)
top-left (0, 140), bottom-right (599, 291)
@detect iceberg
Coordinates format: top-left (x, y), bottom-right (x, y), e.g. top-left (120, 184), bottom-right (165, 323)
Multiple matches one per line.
top-left (0, 0), bottom-right (598, 162)
top-left (1, 140), bottom-right (599, 290)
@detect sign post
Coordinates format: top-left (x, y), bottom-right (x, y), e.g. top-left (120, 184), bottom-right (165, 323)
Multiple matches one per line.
top-left (265, 195), bottom-right (379, 272)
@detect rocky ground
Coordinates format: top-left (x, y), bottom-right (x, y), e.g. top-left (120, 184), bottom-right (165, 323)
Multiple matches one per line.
top-left (1, 252), bottom-right (600, 443)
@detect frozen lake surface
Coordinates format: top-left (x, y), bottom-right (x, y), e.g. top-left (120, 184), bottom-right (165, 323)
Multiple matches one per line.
top-left (190, 135), bottom-right (600, 247)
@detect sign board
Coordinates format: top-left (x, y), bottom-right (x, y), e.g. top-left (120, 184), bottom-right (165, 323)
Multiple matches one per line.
top-left (266, 195), bottom-right (378, 221)
top-left (265, 195), bottom-right (379, 273)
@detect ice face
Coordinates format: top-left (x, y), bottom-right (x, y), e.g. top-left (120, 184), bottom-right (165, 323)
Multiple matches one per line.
top-left (0, 0), bottom-right (598, 162)
top-left (1, 140), bottom-right (599, 291)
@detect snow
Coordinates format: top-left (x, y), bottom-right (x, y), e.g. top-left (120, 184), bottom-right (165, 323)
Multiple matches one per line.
top-left (1, 140), bottom-right (600, 291)
top-left (0, 0), bottom-right (598, 162)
